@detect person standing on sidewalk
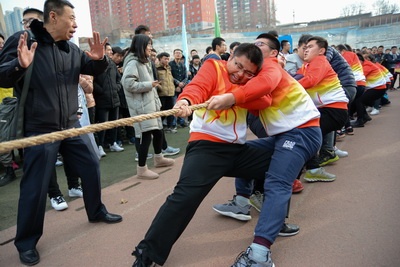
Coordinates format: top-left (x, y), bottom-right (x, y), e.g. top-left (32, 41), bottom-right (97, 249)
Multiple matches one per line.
top-left (0, 1), bottom-right (122, 265)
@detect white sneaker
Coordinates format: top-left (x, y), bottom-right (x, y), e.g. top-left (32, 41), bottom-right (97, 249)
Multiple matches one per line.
top-left (365, 106), bottom-right (373, 112)
top-left (110, 142), bottom-right (124, 152)
top-left (370, 108), bottom-right (380, 115)
top-left (68, 187), bottom-right (83, 198)
top-left (50, 196), bottom-right (68, 211)
top-left (334, 146), bottom-right (348, 158)
top-left (98, 146), bottom-right (107, 157)
top-left (55, 159), bottom-right (63, 167)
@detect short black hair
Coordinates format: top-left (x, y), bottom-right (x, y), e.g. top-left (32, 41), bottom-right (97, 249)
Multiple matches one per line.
top-left (192, 54), bottom-right (200, 60)
top-left (336, 44), bottom-right (348, 52)
top-left (298, 34), bottom-right (312, 47)
top-left (135, 25), bottom-right (150, 35)
top-left (205, 46), bottom-right (212, 54)
top-left (280, 40), bottom-right (289, 50)
top-left (157, 52), bottom-right (170, 59)
top-left (256, 33), bottom-right (280, 51)
top-left (44, 0), bottom-right (74, 24)
top-left (211, 37), bottom-right (225, 51)
top-left (232, 43), bottom-right (263, 73)
top-left (307, 36), bottom-right (328, 54)
top-left (112, 46), bottom-right (124, 55)
top-left (229, 41), bottom-right (241, 50)
top-left (0, 33), bottom-right (4, 40)
top-left (267, 30), bottom-right (278, 38)
top-left (23, 8), bottom-right (43, 17)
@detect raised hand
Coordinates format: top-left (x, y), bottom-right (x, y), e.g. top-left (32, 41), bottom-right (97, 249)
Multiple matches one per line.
top-left (17, 32), bottom-right (37, 68)
top-left (85, 31), bottom-right (108, 60)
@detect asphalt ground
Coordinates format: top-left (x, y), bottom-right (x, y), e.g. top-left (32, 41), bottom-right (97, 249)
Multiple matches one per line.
top-left (1, 88), bottom-right (400, 266)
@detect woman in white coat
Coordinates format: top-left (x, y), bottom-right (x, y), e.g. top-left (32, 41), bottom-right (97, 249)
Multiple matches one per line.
top-left (122, 34), bottom-right (174, 179)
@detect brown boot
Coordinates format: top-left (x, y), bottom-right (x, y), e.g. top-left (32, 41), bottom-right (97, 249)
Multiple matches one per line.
top-left (154, 154), bottom-right (174, 168)
top-left (137, 165), bottom-right (159, 180)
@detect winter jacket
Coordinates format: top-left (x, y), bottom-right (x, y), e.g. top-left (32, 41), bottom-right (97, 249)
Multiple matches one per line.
top-left (93, 57), bottom-right (121, 109)
top-left (121, 53), bottom-right (162, 135)
top-left (0, 20), bottom-right (108, 133)
top-left (156, 63), bottom-right (175, 97)
top-left (325, 46), bottom-right (356, 88)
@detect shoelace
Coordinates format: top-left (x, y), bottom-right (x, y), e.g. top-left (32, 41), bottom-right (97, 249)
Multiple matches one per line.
top-left (54, 196), bottom-right (65, 204)
top-left (232, 248), bottom-right (257, 267)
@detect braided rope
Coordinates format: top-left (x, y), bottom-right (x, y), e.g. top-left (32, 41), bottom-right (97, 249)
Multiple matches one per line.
top-left (0, 103), bottom-right (208, 154)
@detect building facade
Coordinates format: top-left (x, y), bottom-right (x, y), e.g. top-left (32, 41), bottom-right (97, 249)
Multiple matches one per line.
top-left (3, 7), bottom-right (23, 37)
top-left (217, 0), bottom-right (274, 30)
top-left (88, 0), bottom-right (216, 37)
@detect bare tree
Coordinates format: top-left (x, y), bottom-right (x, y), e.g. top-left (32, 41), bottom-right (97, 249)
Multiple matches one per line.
top-left (372, 0), bottom-right (400, 15)
top-left (341, 2), bottom-right (366, 17)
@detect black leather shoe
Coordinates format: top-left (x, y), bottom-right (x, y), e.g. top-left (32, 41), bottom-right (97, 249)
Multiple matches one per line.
top-left (89, 213), bottom-right (122, 224)
top-left (19, 249), bottom-right (40, 266)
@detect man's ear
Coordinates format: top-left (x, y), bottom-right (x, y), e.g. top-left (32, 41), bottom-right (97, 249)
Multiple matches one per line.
top-left (319, 48), bottom-right (326, 55)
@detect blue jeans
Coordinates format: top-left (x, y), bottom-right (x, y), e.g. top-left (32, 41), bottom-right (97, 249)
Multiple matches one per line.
top-left (236, 127), bottom-right (322, 244)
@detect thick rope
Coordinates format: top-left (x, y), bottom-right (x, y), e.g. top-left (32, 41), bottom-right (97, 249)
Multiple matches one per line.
top-left (0, 103), bottom-right (208, 154)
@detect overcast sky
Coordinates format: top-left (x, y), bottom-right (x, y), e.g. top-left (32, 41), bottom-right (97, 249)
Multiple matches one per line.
top-left (0, 0), bottom-right (390, 37)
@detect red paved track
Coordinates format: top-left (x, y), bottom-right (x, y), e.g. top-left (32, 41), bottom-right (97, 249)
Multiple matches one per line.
top-left (1, 91), bottom-right (400, 267)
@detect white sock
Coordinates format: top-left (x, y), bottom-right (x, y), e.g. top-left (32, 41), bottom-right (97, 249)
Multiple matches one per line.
top-left (154, 153), bottom-right (162, 158)
top-left (235, 195), bottom-right (249, 207)
top-left (249, 243), bottom-right (269, 262)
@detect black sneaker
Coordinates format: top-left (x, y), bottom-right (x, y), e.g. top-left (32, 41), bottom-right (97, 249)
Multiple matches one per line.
top-left (318, 150), bottom-right (339, 167)
top-left (351, 119), bottom-right (364, 128)
top-left (132, 248), bottom-right (155, 267)
top-left (363, 114), bottom-right (372, 123)
top-left (278, 223), bottom-right (300, 237)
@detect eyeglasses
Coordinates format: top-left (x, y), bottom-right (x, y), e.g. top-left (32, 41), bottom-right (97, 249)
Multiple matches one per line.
top-left (254, 41), bottom-right (276, 51)
top-left (233, 59), bottom-right (256, 79)
top-left (21, 17), bottom-right (35, 25)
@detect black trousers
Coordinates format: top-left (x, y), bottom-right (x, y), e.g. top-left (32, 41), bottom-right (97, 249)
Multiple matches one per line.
top-left (14, 133), bottom-right (107, 252)
top-left (136, 140), bottom-right (272, 265)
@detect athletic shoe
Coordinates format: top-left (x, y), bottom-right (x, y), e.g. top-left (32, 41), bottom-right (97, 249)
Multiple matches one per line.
top-left (110, 142), bottom-right (124, 152)
top-left (345, 126), bottom-right (354, 135)
top-left (134, 153), bottom-right (154, 162)
top-left (116, 140), bottom-right (123, 147)
top-left (249, 191), bottom-right (263, 212)
top-left (334, 146), bottom-right (348, 158)
top-left (318, 150), bottom-right (339, 166)
top-left (365, 106), bottom-right (373, 112)
top-left (351, 120), bottom-right (364, 128)
top-left (231, 246), bottom-right (275, 267)
top-left (161, 146), bottom-right (180, 156)
top-left (68, 187), bottom-right (83, 198)
top-left (304, 167), bottom-right (336, 182)
top-left (278, 223), bottom-right (300, 237)
top-left (98, 146), bottom-right (107, 157)
top-left (292, 179), bottom-right (304, 193)
top-left (213, 196), bottom-right (251, 221)
top-left (50, 196), bottom-right (68, 211)
top-left (164, 127), bottom-right (177, 134)
top-left (370, 108), bottom-right (380, 115)
top-left (128, 137), bottom-right (136, 145)
top-left (336, 129), bottom-right (346, 139)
